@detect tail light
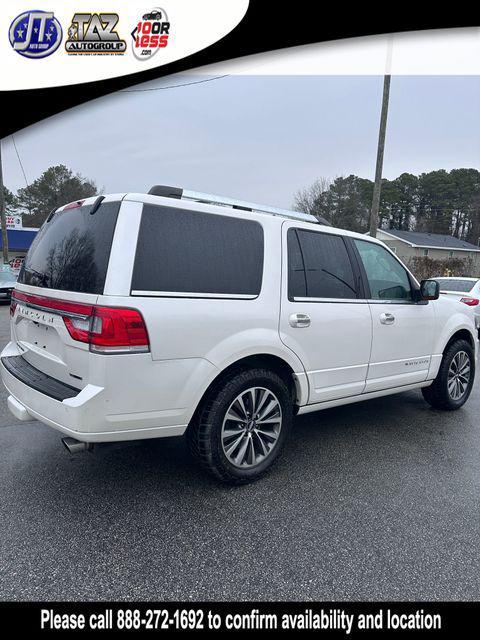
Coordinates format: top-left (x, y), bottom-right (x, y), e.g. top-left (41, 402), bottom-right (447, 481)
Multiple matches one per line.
top-left (11, 291), bottom-right (149, 354)
top-left (65, 307), bottom-right (150, 353)
top-left (460, 297), bottom-right (479, 307)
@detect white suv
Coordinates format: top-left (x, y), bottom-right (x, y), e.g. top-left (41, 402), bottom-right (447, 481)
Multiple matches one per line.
top-left (1, 187), bottom-right (477, 483)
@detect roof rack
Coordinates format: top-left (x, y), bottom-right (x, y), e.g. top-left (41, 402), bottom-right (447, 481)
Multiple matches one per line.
top-left (147, 185), bottom-right (330, 225)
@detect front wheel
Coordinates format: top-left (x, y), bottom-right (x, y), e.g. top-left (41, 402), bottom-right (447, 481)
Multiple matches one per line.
top-left (422, 339), bottom-right (475, 410)
top-left (187, 368), bottom-right (293, 484)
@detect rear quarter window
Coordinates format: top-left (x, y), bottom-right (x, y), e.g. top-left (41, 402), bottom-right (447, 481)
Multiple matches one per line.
top-left (132, 205), bottom-right (264, 296)
top-left (18, 201), bottom-right (120, 294)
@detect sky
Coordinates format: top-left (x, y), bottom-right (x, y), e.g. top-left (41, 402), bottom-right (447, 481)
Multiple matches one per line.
top-left (2, 74), bottom-right (480, 209)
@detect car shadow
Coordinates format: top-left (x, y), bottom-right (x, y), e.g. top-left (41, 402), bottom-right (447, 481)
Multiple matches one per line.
top-left (17, 388), bottom-right (459, 501)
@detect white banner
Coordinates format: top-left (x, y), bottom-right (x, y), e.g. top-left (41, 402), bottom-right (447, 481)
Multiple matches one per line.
top-left (0, 0), bottom-right (249, 90)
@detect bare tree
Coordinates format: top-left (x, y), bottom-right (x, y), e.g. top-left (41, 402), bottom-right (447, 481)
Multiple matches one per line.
top-left (293, 177), bottom-right (331, 214)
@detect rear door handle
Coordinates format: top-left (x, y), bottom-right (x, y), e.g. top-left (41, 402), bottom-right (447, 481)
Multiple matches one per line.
top-left (289, 313), bottom-right (311, 328)
top-left (380, 312), bottom-right (395, 325)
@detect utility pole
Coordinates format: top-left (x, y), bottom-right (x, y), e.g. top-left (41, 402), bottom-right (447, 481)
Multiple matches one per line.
top-left (0, 140), bottom-right (9, 264)
top-left (369, 73), bottom-right (391, 238)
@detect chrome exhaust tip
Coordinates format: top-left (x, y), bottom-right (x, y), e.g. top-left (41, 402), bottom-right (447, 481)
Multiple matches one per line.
top-left (61, 437), bottom-right (93, 454)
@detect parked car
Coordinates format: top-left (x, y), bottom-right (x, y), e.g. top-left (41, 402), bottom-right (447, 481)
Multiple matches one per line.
top-left (1, 188), bottom-right (478, 483)
top-left (433, 277), bottom-right (480, 335)
top-left (0, 265), bottom-right (17, 302)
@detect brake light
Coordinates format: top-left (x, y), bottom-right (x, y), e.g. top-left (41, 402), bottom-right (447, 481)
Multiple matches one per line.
top-left (63, 200), bottom-right (85, 210)
top-left (460, 297), bottom-right (479, 306)
top-left (11, 291), bottom-right (149, 354)
top-left (10, 298), bottom-right (17, 317)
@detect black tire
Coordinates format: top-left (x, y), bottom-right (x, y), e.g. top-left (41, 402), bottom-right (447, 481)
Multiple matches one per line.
top-left (187, 368), bottom-right (293, 484)
top-left (421, 339), bottom-right (475, 410)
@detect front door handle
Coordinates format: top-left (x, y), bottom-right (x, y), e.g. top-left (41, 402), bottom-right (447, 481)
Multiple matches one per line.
top-left (380, 312), bottom-right (395, 325)
top-left (289, 313), bottom-right (311, 328)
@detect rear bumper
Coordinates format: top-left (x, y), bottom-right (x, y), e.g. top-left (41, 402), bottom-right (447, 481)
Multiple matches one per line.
top-left (2, 366), bottom-right (187, 442)
top-left (0, 341), bottom-right (217, 442)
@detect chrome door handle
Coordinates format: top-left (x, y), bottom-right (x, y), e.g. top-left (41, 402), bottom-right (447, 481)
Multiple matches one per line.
top-left (289, 313), bottom-right (311, 328)
top-left (380, 312), bottom-right (395, 325)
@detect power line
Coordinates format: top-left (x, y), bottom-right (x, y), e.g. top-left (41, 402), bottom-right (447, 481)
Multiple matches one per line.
top-left (11, 134), bottom-right (29, 188)
top-left (119, 74), bottom-right (230, 93)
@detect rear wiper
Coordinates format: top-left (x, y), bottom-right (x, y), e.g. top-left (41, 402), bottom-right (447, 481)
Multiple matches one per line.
top-left (27, 269), bottom-right (49, 287)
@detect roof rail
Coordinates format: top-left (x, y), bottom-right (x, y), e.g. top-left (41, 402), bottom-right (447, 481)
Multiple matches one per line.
top-left (147, 185), bottom-right (330, 225)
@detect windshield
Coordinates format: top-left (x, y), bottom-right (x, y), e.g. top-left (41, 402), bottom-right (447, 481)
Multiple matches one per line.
top-left (18, 201), bottom-right (120, 294)
top-left (434, 278), bottom-right (476, 292)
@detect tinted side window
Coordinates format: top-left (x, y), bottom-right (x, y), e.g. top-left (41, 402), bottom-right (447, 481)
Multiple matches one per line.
top-left (288, 229), bottom-right (358, 299)
top-left (354, 239), bottom-right (412, 301)
top-left (132, 205), bottom-right (264, 296)
top-left (18, 201), bottom-right (120, 294)
top-left (287, 229), bottom-right (307, 298)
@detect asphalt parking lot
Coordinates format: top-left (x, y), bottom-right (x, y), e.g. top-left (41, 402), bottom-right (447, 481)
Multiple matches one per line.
top-left (0, 304), bottom-right (479, 601)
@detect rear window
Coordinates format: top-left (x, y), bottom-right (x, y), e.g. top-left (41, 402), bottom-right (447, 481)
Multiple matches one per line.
top-left (132, 205), bottom-right (264, 296)
top-left (434, 278), bottom-right (476, 292)
top-left (18, 201), bottom-right (120, 294)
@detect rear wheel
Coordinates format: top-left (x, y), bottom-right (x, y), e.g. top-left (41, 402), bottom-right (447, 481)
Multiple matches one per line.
top-left (187, 368), bottom-right (293, 484)
top-left (422, 339), bottom-right (475, 410)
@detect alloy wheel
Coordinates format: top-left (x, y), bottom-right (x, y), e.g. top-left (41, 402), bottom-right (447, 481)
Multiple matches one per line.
top-left (447, 350), bottom-right (471, 401)
top-left (221, 387), bottom-right (282, 468)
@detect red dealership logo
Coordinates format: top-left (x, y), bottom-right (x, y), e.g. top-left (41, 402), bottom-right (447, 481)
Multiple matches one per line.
top-left (131, 7), bottom-right (170, 60)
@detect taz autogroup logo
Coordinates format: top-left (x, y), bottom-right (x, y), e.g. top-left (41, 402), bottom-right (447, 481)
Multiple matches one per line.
top-left (65, 13), bottom-right (127, 54)
top-left (131, 7), bottom-right (170, 60)
top-left (9, 10), bottom-right (62, 58)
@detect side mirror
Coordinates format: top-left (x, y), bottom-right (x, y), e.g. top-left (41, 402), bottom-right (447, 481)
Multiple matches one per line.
top-left (420, 279), bottom-right (439, 301)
